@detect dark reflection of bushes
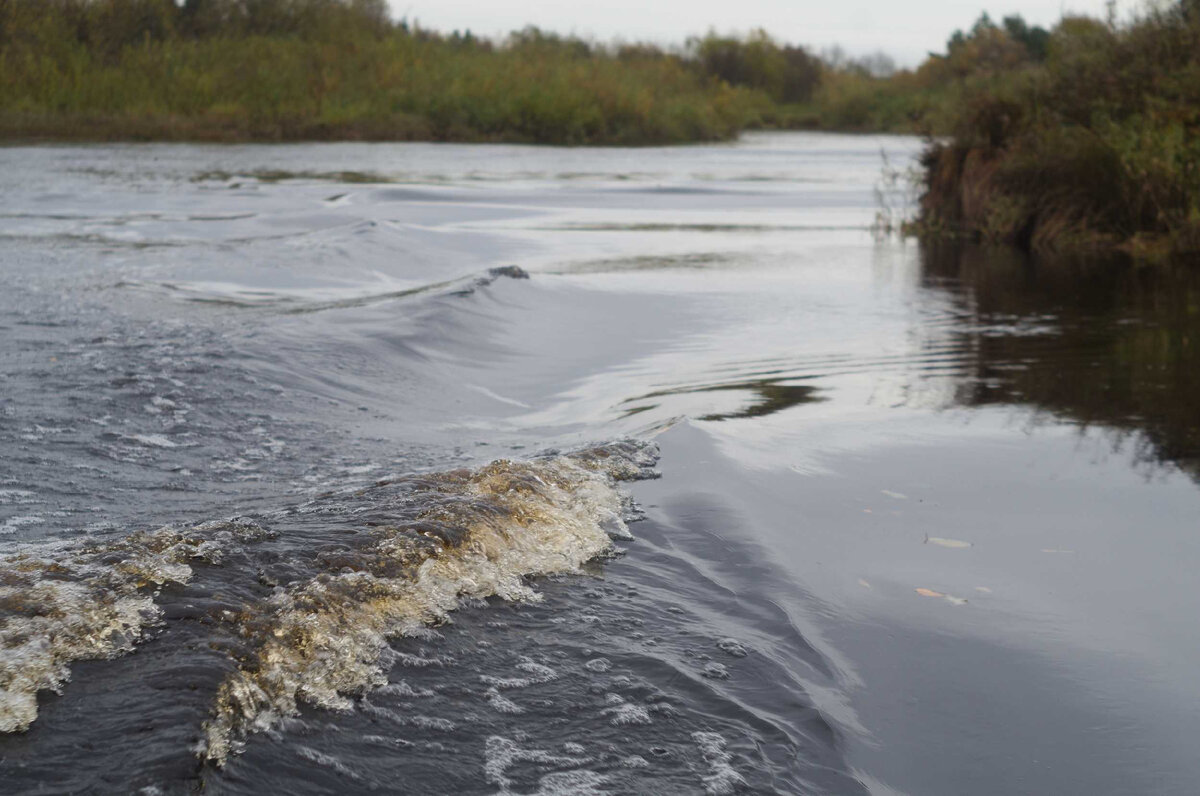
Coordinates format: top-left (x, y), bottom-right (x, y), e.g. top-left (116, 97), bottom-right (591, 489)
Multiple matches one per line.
top-left (620, 380), bottom-right (824, 422)
top-left (921, 242), bottom-right (1200, 475)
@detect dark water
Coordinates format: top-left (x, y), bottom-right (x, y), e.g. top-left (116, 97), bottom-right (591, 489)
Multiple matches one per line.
top-left (1, 133), bottom-right (1198, 794)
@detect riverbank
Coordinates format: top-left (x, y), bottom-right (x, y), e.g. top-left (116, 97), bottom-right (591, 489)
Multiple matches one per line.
top-left (909, 3), bottom-right (1200, 260)
top-left (0, 0), bottom-right (932, 145)
top-left (0, 33), bottom-right (756, 146)
top-left (0, 2), bottom-right (795, 146)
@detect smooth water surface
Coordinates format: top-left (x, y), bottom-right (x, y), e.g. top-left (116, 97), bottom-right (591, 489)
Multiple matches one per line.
top-left (1, 133), bottom-right (1198, 794)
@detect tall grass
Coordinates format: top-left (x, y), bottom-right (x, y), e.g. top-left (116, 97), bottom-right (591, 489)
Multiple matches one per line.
top-left (0, 1), bottom-right (775, 144)
top-left (0, 0), bottom-right (996, 144)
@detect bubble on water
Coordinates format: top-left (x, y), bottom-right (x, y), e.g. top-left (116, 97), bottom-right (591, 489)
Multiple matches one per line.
top-left (362, 734), bottom-right (414, 749)
top-left (692, 731), bottom-right (747, 795)
top-left (601, 693), bottom-right (652, 726)
top-left (486, 688), bottom-right (526, 715)
top-left (377, 680), bottom-right (434, 699)
top-left (481, 658), bottom-right (559, 690)
top-left (295, 746), bottom-right (367, 782)
top-left (0, 515), bottom-right (44, 535)
top-left (484, 735), bottom-right (602, 794)
top-left (359, 700), bottom-right (456, 732)
top-left (716, 638), bottom-right (747, 657)
top-left (0, 490), bottom-right (38, 505)
top-left (127, 434), bottom-right (178, 448)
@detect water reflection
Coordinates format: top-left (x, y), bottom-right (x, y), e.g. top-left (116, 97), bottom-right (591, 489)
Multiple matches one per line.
top-left (922, 243), bottom-right (1200, 476)
top-left (622, 379), bottom-right (824, 421)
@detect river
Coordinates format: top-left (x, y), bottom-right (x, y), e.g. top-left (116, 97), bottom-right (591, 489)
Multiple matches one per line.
top-left (2, 132), bottom-right (1198, 794)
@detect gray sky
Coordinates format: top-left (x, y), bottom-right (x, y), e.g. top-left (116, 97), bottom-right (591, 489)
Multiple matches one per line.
top-left (389, 0), bottom-right (1118, 67)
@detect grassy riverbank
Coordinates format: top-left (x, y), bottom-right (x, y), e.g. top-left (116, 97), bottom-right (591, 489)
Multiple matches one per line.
top-left (0, 1), bottom-right (804, 145)
top-left (0, 0), bottom-right (940, 144)
top-left (0, 0), bottom-right (994, 145)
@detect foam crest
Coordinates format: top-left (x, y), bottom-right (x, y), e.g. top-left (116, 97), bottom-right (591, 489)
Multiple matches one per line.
top-left (692, 731), bottom-right (747, 795)
top-left (0, 519), bottom-right (269, 733)
top-left (201, 442), bottom-right (657, 763)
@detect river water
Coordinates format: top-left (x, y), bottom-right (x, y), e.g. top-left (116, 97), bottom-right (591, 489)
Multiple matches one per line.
top-left (1, 132), bottom-right (1198, 794)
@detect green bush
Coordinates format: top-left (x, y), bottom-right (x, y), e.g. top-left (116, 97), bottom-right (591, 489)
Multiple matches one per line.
top-left (912, 1), bottom-right (1200, 258)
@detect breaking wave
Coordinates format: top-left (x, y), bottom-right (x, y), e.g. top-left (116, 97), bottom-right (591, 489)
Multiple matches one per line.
top-left (201, 441), bottom-right (656, 762)
top-left (0, 441), bottom-right (657, 763)
top-left (0, 518), bottom-right (272, 733)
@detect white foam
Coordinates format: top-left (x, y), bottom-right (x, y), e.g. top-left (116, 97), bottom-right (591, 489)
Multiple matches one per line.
top-left (601, 693), bottom-right (652, 726)
top-left (127, 434), bottom-right (178, 448)
top-left (378, 680), bottom-right (434, 698)
top-left (481, 658), bottom-right (559, 690)
top-left (0, 547), bottom-right (180, 731)
top-left (394, 651), bottom-right (451, 668)
top-left (196, 445), bottom-right (655, 764)
top-left (484, 735), bottom-right (604, 795)
top-left (0, 515), bottom-right (44, 534)
top-left (295, 746), bottom-right (366, 782)
top-left (716, 638), bottom-right (747, 657)
top-left (0, 521), bottom-right (263, 733)
top-left (485, 688), bottom-right (526, 715)
top-left (359, 700), bottom-right (456, 732)
top-left (692, 732), bottom-right (747, 795)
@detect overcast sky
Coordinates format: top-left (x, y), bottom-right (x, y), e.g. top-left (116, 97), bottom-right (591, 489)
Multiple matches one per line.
top-left (388, 0), bottom-right (1120, 67)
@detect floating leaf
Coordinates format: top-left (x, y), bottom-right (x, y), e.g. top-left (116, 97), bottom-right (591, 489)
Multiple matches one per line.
top-left (915, 587), bottom-right (968, 605)
top-left (925, 535), bottom-right (973, 549)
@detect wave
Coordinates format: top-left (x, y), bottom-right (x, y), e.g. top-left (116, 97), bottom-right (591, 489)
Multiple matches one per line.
top-left (0, 441), bottom-right (658, 764)
top-left (200, 441), bottom-right (657, 763)
top-left (115, 265), bottom-right (531, 314)
top-left (0, 518), bottom-right (273, 733)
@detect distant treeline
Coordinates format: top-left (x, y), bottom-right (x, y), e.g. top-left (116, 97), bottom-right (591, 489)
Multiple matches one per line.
top-left (907, 2), bottom-right (1200, 259)
top-left (0, 0), bottom-right (851, 144)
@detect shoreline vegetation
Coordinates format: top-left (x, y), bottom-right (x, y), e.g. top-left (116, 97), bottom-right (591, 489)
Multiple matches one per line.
top-left (910, 1), bottom-right (1200, 260)
top-left (0, 0), bottom-right (836, 146)
top-left (0, 0), bottom-right (1032, 145)
top-left (2, 0), bottom-right (1197, 259)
